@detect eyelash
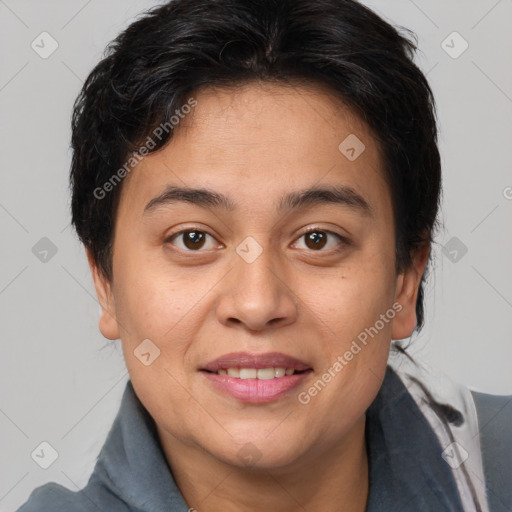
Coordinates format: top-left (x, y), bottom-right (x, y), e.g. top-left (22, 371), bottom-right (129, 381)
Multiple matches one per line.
top-left (164, 226), bottom-right (350, 254)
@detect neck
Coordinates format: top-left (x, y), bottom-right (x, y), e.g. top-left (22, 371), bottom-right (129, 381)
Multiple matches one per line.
top-left (157, 415), bottom-right (369, 512)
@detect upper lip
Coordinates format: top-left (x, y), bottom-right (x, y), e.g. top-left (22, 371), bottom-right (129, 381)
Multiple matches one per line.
top-left (201, 351), bottom-right (312, 372)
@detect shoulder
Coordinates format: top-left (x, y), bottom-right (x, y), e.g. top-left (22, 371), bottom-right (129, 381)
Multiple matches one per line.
top-left (472, 390), bottom-right (512, 443)
top-left (471, 390), bottom-right (512, 512)
top-left (15, 479), bottom-right (131, 512)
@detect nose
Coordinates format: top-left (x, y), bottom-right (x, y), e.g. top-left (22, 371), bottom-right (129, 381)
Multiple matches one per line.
top-left (215, 241), bottom-right (298, 332)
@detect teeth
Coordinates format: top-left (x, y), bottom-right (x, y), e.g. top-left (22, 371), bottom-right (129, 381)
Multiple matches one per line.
top-left (217, 367), bottom-right (297, 379)
top-left (227, 368), bottom-right (240, 378)
top-left (240, 368), bottom-right (257, 380)
top-left (257, 368), bottom-right (276, 380)
top-left (274, 367), bottom-right (286, 378)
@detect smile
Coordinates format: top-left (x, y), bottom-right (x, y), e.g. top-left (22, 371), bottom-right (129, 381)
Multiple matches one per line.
top-left (209, 367), bottom-right (300, 379)
top-left (201, 368), bottom-right (313, 403)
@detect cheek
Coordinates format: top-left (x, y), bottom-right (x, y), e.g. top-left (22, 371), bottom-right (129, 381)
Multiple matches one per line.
top-left (111, 250), bottom-right (186, 344)
top-left (112, 250), bottom-right (221, 364)
top-left (306, 255), bottom-right (396, 342)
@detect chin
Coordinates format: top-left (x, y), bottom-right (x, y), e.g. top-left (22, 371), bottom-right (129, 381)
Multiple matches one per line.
top-left (209, 434), bottom-right (307, 471)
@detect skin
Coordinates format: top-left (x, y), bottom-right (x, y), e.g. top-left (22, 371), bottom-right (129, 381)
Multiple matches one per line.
top-left (88, 81), bottom-right (429, 512)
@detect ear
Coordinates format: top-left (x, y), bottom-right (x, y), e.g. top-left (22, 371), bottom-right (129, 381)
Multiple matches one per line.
top-left (391, 244), bottom-right (430, 340)
top-left (86, 248), bottom-right (120, 340)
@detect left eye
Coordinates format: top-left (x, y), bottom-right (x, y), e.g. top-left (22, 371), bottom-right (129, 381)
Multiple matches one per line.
top-left (292, 229), bottom-right (345, 252)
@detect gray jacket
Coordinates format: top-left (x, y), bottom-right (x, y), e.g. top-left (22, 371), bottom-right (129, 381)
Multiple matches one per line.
top-left (16, 361), bottom-right (512, 511)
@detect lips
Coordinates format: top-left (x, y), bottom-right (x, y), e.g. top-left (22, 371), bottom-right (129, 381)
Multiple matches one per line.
top-left (200, 352), bottom-right (313, 403)
top-left (201, 351), bottom-right (312, 373)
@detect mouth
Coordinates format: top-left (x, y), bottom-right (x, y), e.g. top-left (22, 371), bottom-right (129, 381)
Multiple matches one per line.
top-left (200, 351), bottom-right (313, 403)
top-left (201, 351), bottom-right (312, 373)
top-left (201, 367), bottom-right (311, 379)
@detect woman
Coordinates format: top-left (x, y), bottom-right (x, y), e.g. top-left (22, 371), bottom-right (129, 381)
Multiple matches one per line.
top-left (17, 0), bottom-right (511, 511)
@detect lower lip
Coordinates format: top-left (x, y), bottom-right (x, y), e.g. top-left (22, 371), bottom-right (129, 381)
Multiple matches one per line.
top-left (201, 370), bottom-right (312, 403)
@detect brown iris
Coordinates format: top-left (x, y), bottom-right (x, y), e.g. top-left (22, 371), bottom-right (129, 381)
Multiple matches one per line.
top-left (182, 230), bottom-right (206, 250)
top-left (304, 231), bottom-right (327, 250)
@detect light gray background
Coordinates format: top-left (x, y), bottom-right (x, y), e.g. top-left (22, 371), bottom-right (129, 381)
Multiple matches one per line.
top-left (1, 0), bottom-right (511, 510)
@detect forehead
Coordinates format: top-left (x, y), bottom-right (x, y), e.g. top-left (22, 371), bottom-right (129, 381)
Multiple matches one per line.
top-left (119, 81), bottom-right (391, 222)
top-left (172, 81), bottom-right (375, 160)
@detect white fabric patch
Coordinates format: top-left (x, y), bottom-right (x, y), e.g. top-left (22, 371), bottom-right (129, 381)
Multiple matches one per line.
top-left (388, 345), bottom-right (489, 512)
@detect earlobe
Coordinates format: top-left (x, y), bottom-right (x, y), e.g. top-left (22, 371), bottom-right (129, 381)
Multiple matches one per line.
top-left (86, 249), bottom-right (120, 341)
top-left (391, 244), bottom-right (430, 340)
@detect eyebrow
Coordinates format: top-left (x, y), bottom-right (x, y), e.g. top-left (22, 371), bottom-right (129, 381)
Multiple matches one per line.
top-left (143, 184), bottom-right (373, 217)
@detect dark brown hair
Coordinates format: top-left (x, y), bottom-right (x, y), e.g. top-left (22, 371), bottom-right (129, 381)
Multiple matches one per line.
top-left (70, 0), bottom-right (441, 333)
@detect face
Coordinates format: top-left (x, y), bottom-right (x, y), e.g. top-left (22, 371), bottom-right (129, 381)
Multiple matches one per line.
top-left (89, 82), bottom-right (427, 471)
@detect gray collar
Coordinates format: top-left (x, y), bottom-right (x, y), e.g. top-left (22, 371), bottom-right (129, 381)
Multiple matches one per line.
top-left (88, 366), bottom-right (466, 511)
top-left (365, 365), bottom-right (465, 511)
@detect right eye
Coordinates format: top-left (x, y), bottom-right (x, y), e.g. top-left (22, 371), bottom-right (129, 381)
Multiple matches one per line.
top-left (165, 229), bottom-right (221, 252)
